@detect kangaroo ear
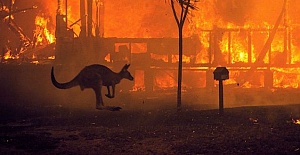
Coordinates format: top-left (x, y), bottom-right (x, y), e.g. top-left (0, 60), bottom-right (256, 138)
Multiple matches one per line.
top-left (122, 64), bottom-right (130, 70)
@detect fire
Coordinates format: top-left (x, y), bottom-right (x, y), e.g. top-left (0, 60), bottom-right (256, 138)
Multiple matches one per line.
top-left (292, 118), bottom-right (300, 125)
top-left (32, 53), bottom-right (37, 59)
top-left (171, 55), bottom-right (191, 64)
top-left (272, 68), bottom-right (300, 88)
top-left (3, 52), bottom-right (12, 60)
top-left (150, 53), bottom-right (168, 63)
top-left (48, 56), bottom-right (55, 59)
top-left (132, 70), bottom-right (145, 92)
top-left (3, 0), bottom-right (300, 90)
top-left (219, 32), bottom-right (249, 64)
top-left (0, 5), bottom-right (11, 20)
top-left (154, 70), bottom-right (177, 90)
top-left (195, 32), bottom-right (210, 64)
top-left (104, 54), bottom-right (111, 62)
top-left (34, 15), bottom-right (55, 45)
top-left (2, 49), bottom-right (19, 60)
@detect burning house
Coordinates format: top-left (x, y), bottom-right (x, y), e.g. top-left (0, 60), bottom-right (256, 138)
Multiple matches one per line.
top-left (1, 0), bottom-right (300, 104)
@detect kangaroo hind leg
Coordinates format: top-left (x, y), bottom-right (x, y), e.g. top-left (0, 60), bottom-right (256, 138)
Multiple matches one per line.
top-left (105, 86), bottom-right (114, 98)
top-left (94, 81), bottom-right (121, 111)
top-left (93, 86), bottom-right (104, 110)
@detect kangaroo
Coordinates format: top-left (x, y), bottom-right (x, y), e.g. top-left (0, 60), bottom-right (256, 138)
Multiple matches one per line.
top-left (51, 64), bottom-right (134, 111)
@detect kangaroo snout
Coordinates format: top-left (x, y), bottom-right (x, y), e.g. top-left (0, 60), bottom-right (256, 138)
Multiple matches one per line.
top-left (126, 73), bottom-right (133, 81)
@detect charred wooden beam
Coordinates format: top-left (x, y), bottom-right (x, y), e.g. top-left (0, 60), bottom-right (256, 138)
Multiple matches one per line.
top-left (80, 0), bottom-right (86, 38)
top-left (87, 0), bottom-right (92, 37)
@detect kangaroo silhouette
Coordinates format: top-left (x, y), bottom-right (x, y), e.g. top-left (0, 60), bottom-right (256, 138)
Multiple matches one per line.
top-left (51, 64), bottom-right (134, 111)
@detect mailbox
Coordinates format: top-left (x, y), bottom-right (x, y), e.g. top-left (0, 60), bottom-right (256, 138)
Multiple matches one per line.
top-left (213, 67), bottom-right (229, 115)
top-left (213, 67), bottom-right (229, 81)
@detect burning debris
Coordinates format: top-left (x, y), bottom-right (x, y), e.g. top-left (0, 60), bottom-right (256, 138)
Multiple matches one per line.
top-left (292, 118), bottom-right (300, 125)
top-left (0, 0), bottom-right (55, 64)
top-left (287, 112), bottom-right (300, 125)
top-left (249, 117), bottom-right (259, 124)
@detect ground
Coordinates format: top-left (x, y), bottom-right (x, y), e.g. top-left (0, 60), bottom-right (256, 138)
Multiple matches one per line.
top-left (1, 101), bottom-right (300, 154)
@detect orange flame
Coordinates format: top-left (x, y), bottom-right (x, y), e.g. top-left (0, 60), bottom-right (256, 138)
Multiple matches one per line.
top-left (132, 70), bottom-right (145, 92)
top-left (3, 51), bottom-right (12, 60)
top-left (34, 15), bottom-right (55, 44)
top-left (273, 68), bottom-right (300, 88)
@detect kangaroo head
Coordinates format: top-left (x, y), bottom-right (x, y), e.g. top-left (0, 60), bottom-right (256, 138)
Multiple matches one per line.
top-left (120, 64), bottom-right (134, 81)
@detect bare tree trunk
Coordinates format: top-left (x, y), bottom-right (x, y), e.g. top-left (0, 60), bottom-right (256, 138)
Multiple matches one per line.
top-left (177, 26), bottom-right (183, 110)
top-left (170, 0), bottom-right (192, 111)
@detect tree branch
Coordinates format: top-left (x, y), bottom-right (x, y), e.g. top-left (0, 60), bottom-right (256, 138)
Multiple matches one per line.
top-left (181, 0), bottom-right (191, 27)
top-left (171, 0), bottom-right (180, 26)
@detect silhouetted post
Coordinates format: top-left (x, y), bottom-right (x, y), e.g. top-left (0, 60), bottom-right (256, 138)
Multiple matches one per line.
top-left (218, 80), bottom-right (224, 114)
top-left (213, 67), bottom-right (229, 115)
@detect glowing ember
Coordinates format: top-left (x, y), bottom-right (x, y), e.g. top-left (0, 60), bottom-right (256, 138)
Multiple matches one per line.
top-left (104, 54), bottom-right (111, 62)
top-left (32, 53), bottom-right (37, 59)
top-left (249, 117), bottom-right (259, 124)
top-left (3, 50), bottom-right (19, 60)
top-left (48, 56), bottom-right (55, 59)
top-left (31, 60), bottom-right (39, 64)
top-left (3, 51), bottom-right (12, 60)
top-left (292, 118), bottom-right (300, 125)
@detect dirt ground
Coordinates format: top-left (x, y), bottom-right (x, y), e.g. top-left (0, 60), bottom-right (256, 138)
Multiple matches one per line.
top-left (1, 65), bottom-right (300, 154)
top-left (1, 100), bottom-right (300, 154)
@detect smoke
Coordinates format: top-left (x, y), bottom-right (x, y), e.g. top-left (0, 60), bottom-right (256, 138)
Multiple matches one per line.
top-left (104, 0), bottom-right (178, 38)
top-left (214, 0), bottom-right (254, 26)
top-left (213, 0), bottom-right (300, 27)
top-left (213, 0), bottom-right (282, 25)
top-left (0, 65), bottom-right (96, 110)
top-left (1, 64), bottom-right (300, 113)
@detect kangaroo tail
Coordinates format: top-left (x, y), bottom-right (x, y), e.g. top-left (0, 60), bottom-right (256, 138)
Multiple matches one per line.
top-left (51, 67), bottom-right (79, 89)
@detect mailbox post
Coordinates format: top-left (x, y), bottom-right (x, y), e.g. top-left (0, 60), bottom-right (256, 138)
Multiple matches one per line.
top-left (213, 67), bottom-right (229, 114)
